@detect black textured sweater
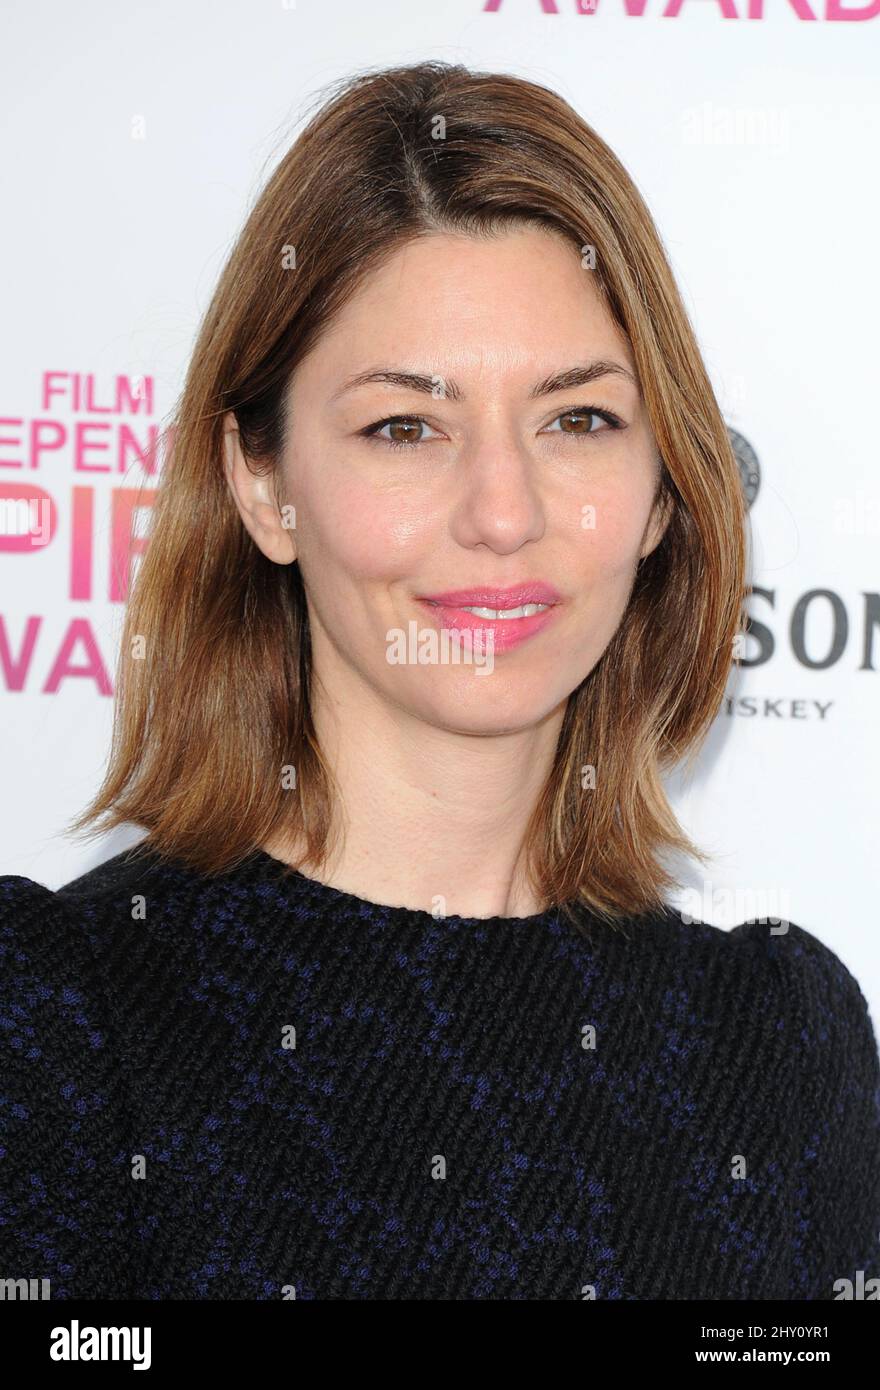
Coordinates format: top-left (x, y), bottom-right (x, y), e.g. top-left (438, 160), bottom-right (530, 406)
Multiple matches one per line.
top-left (1, 845), bottom-right (878, 1301)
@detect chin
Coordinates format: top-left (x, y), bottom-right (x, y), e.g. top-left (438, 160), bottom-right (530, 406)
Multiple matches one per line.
top-left (412, 676), bottom-right (567, 736)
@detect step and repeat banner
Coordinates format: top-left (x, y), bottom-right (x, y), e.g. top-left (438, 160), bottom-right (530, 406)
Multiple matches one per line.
top-left (1, 1), bottom-right (878, 1014)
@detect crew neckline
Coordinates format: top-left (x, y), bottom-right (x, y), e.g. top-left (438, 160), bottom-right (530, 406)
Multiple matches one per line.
top-left (248, 847), bottom-right (574, 928)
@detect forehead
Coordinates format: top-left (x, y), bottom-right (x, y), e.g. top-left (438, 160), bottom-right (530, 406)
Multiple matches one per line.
top-left (295, 226), bottom-right (635, 387)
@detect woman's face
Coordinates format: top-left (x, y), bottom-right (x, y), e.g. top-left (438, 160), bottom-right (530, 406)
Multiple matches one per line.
top-left (226, 225), bottom-right (668, 734)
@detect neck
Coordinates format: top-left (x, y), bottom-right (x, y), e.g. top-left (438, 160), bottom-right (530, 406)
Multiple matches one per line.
top-left (264, 653), bottom-right (567, 919)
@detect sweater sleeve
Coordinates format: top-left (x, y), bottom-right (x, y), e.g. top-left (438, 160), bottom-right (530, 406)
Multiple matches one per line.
top-left (774, 922), bottom-right (880, 1299)
top-left (0, 876), bottom-right (132, 1299)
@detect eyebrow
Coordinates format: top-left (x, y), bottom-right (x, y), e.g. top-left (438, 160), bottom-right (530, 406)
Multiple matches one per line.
top-left (329, 360), bottom-right (638, 404)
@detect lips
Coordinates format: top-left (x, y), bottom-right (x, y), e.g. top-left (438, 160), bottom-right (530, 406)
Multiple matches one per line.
top-left (415, 582), bottom-right (562, 653)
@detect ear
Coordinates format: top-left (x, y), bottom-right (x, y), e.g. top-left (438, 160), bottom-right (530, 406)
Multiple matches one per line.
top-left (223, 412), bottom-right (296, 565)
top-left (639, 478), bottom-right (673, 561)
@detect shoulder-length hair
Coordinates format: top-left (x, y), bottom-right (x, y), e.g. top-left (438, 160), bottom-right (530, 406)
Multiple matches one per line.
top-left (69, 60), bottom-right (748, 926)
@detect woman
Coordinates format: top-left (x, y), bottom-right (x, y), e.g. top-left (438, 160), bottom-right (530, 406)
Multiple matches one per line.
top-left (1, 60), bottom-right (877, 1301)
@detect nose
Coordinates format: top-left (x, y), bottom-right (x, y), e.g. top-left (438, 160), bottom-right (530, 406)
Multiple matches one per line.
top-left (448, 427), bottom-right (546, 554)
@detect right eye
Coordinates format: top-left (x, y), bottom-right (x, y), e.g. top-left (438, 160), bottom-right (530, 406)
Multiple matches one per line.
top-left (360, 415), bottom-right (444, 449)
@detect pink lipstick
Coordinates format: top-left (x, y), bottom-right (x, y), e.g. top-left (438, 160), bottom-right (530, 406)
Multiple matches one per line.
top-left (416, 582), bottom-right (562, 653)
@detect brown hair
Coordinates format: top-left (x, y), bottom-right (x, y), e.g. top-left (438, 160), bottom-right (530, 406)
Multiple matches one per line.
top-left (68, 60), bottom-right (748, 926)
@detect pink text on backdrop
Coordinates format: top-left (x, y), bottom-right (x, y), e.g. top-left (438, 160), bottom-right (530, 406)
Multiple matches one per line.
top-left (0, 371), bottom-right (171, 474)
top-left (0, 371), bottom-right (165, 694)
top-left (0, 616), bottom-right (113, 696)
top-left (0, 484), bottom-right (155, 600)
top-left (0, 482), bottom-right (153, 693)
top-left (482, 0), bottom-right (880, 18)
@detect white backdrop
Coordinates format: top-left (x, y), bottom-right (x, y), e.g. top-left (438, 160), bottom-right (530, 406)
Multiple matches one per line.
top-left (1, 0), bottom-right (878, 1020)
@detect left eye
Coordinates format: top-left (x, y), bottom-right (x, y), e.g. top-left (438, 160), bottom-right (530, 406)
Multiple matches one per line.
top-left (543, 409), bottom-right (620, 436)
